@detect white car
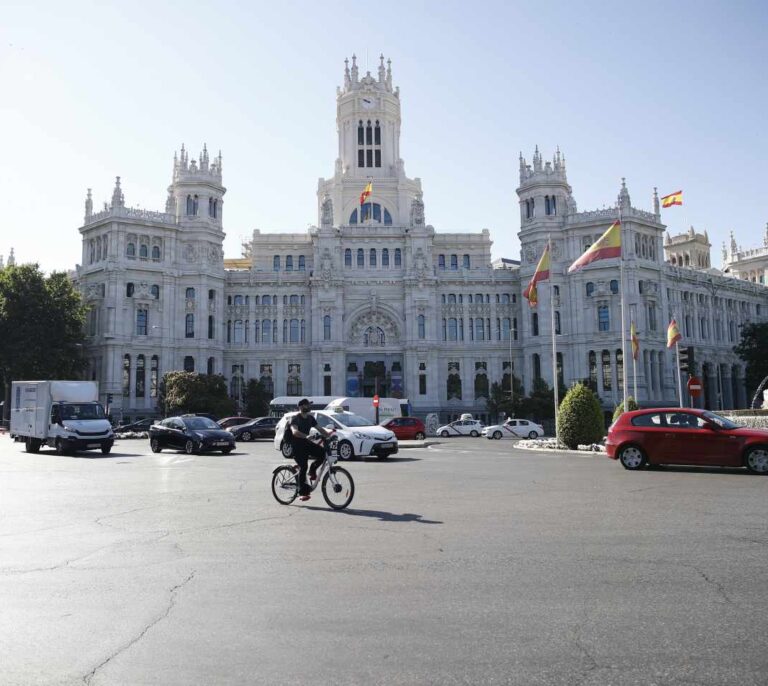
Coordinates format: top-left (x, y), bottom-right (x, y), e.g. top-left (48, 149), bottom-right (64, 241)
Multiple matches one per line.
top-left (274, 410), bottom-right (398, 460)
top-left (483, 418), bottom-right (545, 440)
top-left (435, 419), bottom-right (484, 438)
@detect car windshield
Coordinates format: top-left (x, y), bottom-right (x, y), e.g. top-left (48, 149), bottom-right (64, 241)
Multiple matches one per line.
top-left (60, 403), bottom-right (106, 420)
top-left (330, 412), bottom-right (375, 428)
top-left (184, 417), bottom-right (219, 430)
top-left (702, 411), bottom-right (741, 430)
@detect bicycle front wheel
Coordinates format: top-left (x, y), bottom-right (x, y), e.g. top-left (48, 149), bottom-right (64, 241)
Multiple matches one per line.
top-left (321, 467), bottom-right (355, 510)
top-left (271, 466), bottom-right (299, 505)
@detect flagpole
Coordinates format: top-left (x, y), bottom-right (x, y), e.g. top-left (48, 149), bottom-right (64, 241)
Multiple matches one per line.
top-left (632, 331), bottom-right (638, 401)
top-left (618, 205), bottom-right (628, 407)
top-left (549, 237), bottom-right (559, 444)
top-left (675, 340), bottom-right (683, 408)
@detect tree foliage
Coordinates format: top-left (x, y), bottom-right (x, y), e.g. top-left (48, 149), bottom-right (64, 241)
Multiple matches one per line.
top-left (162, 372), bottom-right (235, 418)
top-left (0, 265), bottom-right (87, 416)
top-left (734, 322), bottom-right (768, 406)
top-left (557, 382), bottom-right (605, 449)
top-left (244, 378), bottom-right (271, 417)
top-left (612, 396), bottom-right (639, 423)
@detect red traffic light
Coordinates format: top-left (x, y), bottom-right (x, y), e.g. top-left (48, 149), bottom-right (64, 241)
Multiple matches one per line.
top-left (372, 394), bottom-right (380, 407)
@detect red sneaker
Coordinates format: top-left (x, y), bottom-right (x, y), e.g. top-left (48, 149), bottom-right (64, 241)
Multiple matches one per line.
top-left (299, 494), bottom-right (311, 501)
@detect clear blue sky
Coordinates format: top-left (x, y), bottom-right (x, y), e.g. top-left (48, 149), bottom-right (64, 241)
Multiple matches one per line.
top-left (1, 0), bottom-right (766, 273)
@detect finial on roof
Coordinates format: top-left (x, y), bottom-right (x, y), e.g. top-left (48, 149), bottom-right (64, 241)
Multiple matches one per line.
top-left (111, 176), bottom-right (124, 209)
top-left (653, 187), bottom-right (660, 215)
top-left (7, 247), bottom-right (15, 266)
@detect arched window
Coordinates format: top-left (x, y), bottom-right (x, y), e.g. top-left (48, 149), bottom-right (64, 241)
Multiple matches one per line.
top-left (475, 318), bottom-right (485, 341)
top-left (289, 319), bottom-right (299, 343)
top-left (463, 254), bottom-right (470, 269)
top-left (545, 196), bottom-right (551, 215)
top-left (185, 314), bottom-right (194, 338)
top-left (262, 294), bottom-right (271, 306)
top-left (184, 356), bottom-right (195, 372)
top-left (357, 249), bottom-right (364, 267)
top-left (382, 248), bottom-right (389, 266)
top-left (135, 355), bottom-right (145, 397)
top-left (602, 350), bottom-right (612, 390)
top-left (232, 320), bottom-right (243, 343)
top-left (289, 294), bottom-right (299, 305)
top-left (474, 373), bottom-right (489, 400)
top-left (448, 294), bottom-right (456, 304)
top-left (394, 249), bottom-right (402, 267)
top-left (151, 285), bottom-right (160, 299)
top-left (233, 295), bottom-right (243, 306)
top-left (122, 354), bottom-right (131, 396)
top-left (323, 315), bottom-right (331, 341)
top-left (287, 376), bottom-right (302, 397)
top-left (186, 195), bottom-right (194, 215)
top-left (357, 120), bottom-right (364, 145)
top-left (610, 280), bottom-right (619, 294)
top-left (438, 255), bottom-right (446, 270)
top-left (598, 305), bottom-right (610, 331)
top-left (273, 255), bottom-right (280, 271)
top-left (126, 282), bottom-right (134, 297)
top-left (447, 318), bottom-right (458, 341)
top-left (370, 248), bottom-right (377, 266)
top-left (344, 249), bottom-right (352, 267)
top-left (418, 314), bottom-right (425, 339)
top-left (447, 363), bottom-right (462, 400)
top-left (139, 244), bottom-right (148, 259)
top-left (126, 242), bottom-right (136, 258)
top-left (186, 287), bottom-right (195, 299)
top-left (586, 282), bottom-right (595, 297)
top-left (298, 255), bottom-right (305, 271)
top-left (502, 317), bottom-right (511, 339)
top-left (285, 256), bottom-right (293, 271)
top-left (348, 203), bottom-right (392, 225)
top-left (262, 319), bottom-right (271, 343)
top-left (450, 255), bottom-right (458, 270)
top-left (532, 354), bottom-right (541, 381)
top-left (151, 245), bottom-right (161, 260)
top-left (192, 195), bottom-right (198, 215)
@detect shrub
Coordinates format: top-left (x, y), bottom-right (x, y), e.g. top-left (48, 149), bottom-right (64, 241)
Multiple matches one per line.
top-left (612, 396), bottom-right (639, 423)
top-left (558, 382), bottom-right (604, 449)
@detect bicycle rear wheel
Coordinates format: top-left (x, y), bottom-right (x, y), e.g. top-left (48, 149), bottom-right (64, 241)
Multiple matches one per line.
top-left (271, 466), bottom-right (299, 505)
top-left (321, 467), bottom-right (355, 510)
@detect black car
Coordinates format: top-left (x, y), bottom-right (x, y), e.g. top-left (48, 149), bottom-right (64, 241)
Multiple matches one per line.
top-left (149, 415), bottom-right (236, 454)
top-left (229, 416), bottom-right (281, 441)
top-left (115, 418), bottom-right (155, 434)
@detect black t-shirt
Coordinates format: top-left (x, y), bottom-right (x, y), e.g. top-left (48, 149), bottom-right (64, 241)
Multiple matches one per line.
top-left (290, 412), bottom-right (317, 444)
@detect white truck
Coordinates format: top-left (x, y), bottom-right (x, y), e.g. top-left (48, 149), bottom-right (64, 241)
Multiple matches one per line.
top-left (323, 397), bottom-right (407, 425)
top-left (10, 381), bottom-right (115, 455)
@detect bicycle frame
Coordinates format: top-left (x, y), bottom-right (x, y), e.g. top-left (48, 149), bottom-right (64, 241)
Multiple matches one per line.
top-left (297, 437), bottom-right (342, 494)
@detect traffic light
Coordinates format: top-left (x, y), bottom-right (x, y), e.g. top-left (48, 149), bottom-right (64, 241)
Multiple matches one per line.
top-left (679, 346), bottom-right (694, 374)
top-left (106, 393), bottom-right (113, 405)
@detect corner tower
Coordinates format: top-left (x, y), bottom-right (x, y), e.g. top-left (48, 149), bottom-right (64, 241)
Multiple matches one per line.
top-left (167, 144), bottom-right (226, 231)
top-left (517, 147), bottom-right (573, 237)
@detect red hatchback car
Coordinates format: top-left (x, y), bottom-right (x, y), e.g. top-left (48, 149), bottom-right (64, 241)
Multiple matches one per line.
top-left (606, 408), bottom-right (768, 473)
top-left (381, 417), bottom-right (427, 441)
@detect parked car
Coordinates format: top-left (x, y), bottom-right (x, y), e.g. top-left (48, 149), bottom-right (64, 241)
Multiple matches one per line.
top-left (218, 416), bottom-right (252, 429)
top-left (149, 415), bottom-right (236, 455)
top-left (381, 417), bottom-right (426, 441)
top-left (114, 418), bottom-right (155, 434)
top-left (435, 419), bottom-right (484, 437)
top-left (606, 408), bottom-right (768, 473)
top-left (274, 410), bottom-right (398, 460)
top-left (229, 416), bottom-right (281, 441)
top-left (483, 418), bottom-right (544, 440)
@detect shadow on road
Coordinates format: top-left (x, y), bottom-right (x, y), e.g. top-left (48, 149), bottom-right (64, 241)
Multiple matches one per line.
top-left (307, 506), bottom-right (442, 524)
top-left (645, 465), bottom-right (752, 476)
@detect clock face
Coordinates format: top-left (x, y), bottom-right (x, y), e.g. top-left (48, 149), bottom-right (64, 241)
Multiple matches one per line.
top-left (361, 97), bottom-right (375, 110)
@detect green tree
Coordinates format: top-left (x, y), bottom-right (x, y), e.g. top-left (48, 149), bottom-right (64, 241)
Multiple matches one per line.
top-left (557, 382), bottom-right (604, 449)
top-left (0, 264), bottom-right (87, 418)
top-left (734, 322), bottom-right (768, 406)
top-left (162, 372), bottom-right (235, 418)
top-left (243, 378), bottom-right (271, 417)
top-left (518, 377), bottom-right (563, 422)
top-left (612, 396), bottom-right (639, 423)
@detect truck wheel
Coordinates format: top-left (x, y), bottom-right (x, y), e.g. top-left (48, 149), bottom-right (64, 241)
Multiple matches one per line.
top-left (25, 437), bottom-right (41, 453)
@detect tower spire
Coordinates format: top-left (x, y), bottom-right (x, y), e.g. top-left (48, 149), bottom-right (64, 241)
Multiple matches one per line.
top-left (378, 53), bottom-right (386, 82)
top-left (111, 176), bottom-right (124, 209)
top-left (7, 247), bottom-right (15, 267)
top-left (84, 188), bottom-right (93, 222)
top-left (351, 54), bottom-right (359, 83)
top-left (653, 187), bottom-right (660, 215)
top-left (386, 57), bottom-right (392, 89)
top-left (618, 177), bottom-right (631, 210)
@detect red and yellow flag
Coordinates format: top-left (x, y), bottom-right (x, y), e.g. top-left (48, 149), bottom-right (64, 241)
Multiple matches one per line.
top-left (630, 321), bottom-right (639, 361)
top-left (523, 242), bottom-right (551, 308)
top-left (661, 190), bottom-right (683, 208)
top-left (568, 221), bottom-right (622, 273)
top-left (359, 181), bottom-right (372, 206)
top-left (667, 319), bottom-right (682, 348)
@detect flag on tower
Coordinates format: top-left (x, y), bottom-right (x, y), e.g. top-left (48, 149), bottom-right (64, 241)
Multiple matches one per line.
top-left (661, 190), bottom-right (683, 208)
top-left (359, 181), bottom-right (373, 207)
top-left (667, 318), bottom-right (682, 348)
top-left (567, 221), bottom-right (622, 273)
top-left (630, 321), bottom-right (639, 360)
top-left (523, 242), bottom-right (551, 308)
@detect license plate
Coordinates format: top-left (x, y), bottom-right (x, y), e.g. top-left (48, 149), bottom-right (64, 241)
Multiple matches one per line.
top-left (379, 442), bottom-right (393, 449)
top-left (88, 443), bottom-right (100, 448)
top-left (215, 441), bottom-right (229, 446)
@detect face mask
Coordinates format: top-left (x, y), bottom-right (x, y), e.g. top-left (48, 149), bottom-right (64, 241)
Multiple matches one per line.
top-left (300, 407), bottom-right (309, 414)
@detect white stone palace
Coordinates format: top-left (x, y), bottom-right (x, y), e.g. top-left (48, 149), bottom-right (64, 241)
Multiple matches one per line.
top-left (73, 56), bottom-right (768, 423)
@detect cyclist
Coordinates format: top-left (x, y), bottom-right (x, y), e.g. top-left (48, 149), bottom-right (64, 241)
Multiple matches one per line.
top-left (290, 398), bottom-right (334, 501)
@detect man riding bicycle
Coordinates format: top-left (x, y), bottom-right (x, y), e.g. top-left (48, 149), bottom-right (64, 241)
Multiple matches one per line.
top-left (290, 398), bottom-right (334, 501)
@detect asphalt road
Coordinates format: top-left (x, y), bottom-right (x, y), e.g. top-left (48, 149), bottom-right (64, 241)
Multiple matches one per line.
top-left (1, 434), bottom-right (766, 686)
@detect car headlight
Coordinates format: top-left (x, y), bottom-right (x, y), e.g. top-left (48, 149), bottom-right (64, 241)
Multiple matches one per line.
top-left (63, 424), bottom-right (75, 432)
top-left (353, 432), bottom-right (374, 440)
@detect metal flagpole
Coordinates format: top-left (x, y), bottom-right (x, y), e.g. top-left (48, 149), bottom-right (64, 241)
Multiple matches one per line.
top-left (675, 340), bottom-right (683, 408)
top-left (632, 329), bottom-right (638, 401)
top-left (618, 207), bottom-right (629, 406)
top-left (549, 237), bottom-right (559, 443)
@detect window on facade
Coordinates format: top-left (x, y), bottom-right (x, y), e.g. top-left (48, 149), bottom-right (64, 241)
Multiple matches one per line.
top-left (126, 242), bottom-right (136, 258)
top-left (394, 249), bottom-right (401, 267)
top-left (648, 304), bottom-right (657, 331)
top-left (586, 282), bottom-right (594, 297)
top-left (556, 352), bottom-right (564, 387)
top-left (513, 317), bottom-right (518, 340)
top-left (273, 255), bottom-right (280, 271)
top-left (463, 254), bottom-right (470, 269)
top-left (207, 357), bottom-right (214, 375)
top-left (298, 255), bottom-right (305, 271)
top-left (262, 319), bottom-right (271, 343)
top-left (357, 249), bottom-right (364, 267)
top-left (598, 305), bottom-right (609, 331)
top-left (284, 256), bottom-right (293, 272)
top-left (288, 294), bottom-right (298, 305)
top-left (139, 244), bottom-right (148, 259)
top-left (208, 315), bottom-right (214, 340)
top-left (122, 354), bottom-right (130, 396)
top-left (370, 249), bottom-right (377, 267)
top-left (136, 308), bottom-right (148, 335)
top-left (150, 285), bottom-right (160, 300)
top-left (323, 315), bottom-right (331, 341)
top-left (186, 288), bottom-right (195, 300)
top-left (418, 314), bottom-right (426, 339)
top-left (475, 318), bottom-right (485, 341)
top-left (447, 318), bottom-right (458, 341)
top-left (232, 320), bottom-right (242, 343)
top-left (610, 279), bottom-right (619, 294)
top-left (450, 254), bottom-right (458, 270)
top-left (532, 312), bottom-right (539, 336)
top-left (289, 319), bottom-right (299, 343)
top-left (150, 355), bottom-right (159, 397)
top-left (344, 249), bottom-right (352, 267)
top-left (419, 373), bottom-right (427, 395)
top-left (555, 311), bottom-right (561, 335)
top-left (382, 248), bottom-right (389, 266)
top-left (226, 320), bottom-right (231, 343)
top-left (616, 349), bottom-right (624, 389)
top-left (602, 350), bottom-right (612, 390)
top-left (438, 255), bottom-right (445, 270)
top-left (135, 355), bottom-right (145, 397)
top-left (588, 351), bottom-right (597, 391)
top-left (532, 354), bottom-right (541, 381)
top-left (126, 282), bottom-right (134, 297)
top-left (185, 313), bottom-right (194, 338)
top-left (184, 356), bottom-right (195, 372)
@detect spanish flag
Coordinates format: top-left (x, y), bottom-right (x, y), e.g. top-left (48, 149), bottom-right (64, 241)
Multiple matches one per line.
top-left (667, 318), bottom-right (682, 348)
top-left (523, 242), bottom-right (551, 308)
top-left (630, 321), bottom-right (639, 360)
top-left (359, 181), bottom-right (373, 206)
top-left (661, 190), bottom-right (683, 208)
top-left (568, 220), bottom-right (622, 273)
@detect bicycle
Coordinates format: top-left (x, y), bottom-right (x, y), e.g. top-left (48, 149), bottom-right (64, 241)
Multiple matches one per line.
top-left (271, 434), bottom-right (355, 510)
